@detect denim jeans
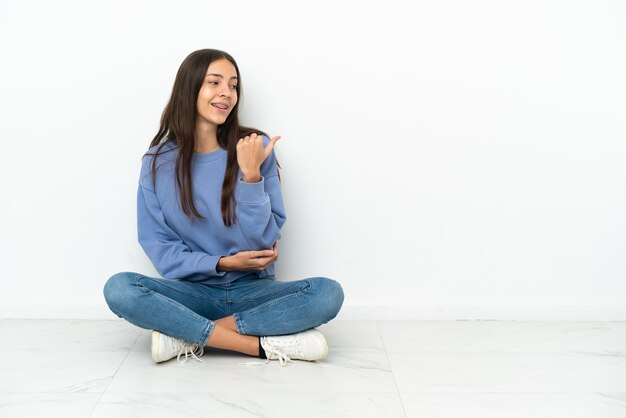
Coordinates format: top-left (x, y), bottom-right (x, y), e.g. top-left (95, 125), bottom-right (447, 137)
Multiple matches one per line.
top-left (103, 271), bottom-right (345, 346)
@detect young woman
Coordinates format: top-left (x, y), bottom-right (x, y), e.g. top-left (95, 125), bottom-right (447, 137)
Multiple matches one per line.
top-left (103, 49), bottom-right (344, 367)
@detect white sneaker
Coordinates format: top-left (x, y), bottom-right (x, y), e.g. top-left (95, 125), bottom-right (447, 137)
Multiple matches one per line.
top-left (151, 330), bottom-right (205, 365)
top-left (240, 328), bottom-right (329, 367)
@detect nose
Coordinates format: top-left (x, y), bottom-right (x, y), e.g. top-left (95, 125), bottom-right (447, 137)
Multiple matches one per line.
top-left (219, 85), bottom-right (231, 98)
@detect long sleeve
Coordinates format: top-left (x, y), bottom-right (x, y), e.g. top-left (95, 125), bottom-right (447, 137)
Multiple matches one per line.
top-left (234, 136), bottom-right (287, 250)
top-left (137, 183), bottom-right (226, 280)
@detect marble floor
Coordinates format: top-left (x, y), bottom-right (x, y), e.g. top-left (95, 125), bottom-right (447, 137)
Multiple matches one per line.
top-left (0, 319), bottom-right (625, 417)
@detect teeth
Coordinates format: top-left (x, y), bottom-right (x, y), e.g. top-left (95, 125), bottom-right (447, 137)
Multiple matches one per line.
top-left (213, 103), bottom-right (227, 109)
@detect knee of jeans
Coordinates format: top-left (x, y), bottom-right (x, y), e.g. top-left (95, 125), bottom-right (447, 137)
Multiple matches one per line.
top-left (103, 272), bottom-right (136, 315)
top-left (313, 277), bottom-right (344, 321)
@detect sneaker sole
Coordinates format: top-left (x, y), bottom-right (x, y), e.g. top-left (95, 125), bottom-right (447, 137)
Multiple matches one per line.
top-left (151, 330), bottom-right (163, 363)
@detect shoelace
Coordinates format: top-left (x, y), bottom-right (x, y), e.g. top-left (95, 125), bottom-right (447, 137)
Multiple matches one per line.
top-left (239, 337), bottom-right (297, 367)
top-left (176, 342), bottom-right (205, 365)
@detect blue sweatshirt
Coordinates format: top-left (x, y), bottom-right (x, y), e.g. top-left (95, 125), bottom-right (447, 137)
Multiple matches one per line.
top-left (137, 134), bottom-right (286, 284)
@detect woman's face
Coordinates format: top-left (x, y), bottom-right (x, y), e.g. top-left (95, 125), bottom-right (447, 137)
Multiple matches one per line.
top-left (196, 58), bottom-right (238, 126)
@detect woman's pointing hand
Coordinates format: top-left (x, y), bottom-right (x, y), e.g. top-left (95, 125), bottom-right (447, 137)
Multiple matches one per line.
top-left (236, 133), bottom-right (281, 182)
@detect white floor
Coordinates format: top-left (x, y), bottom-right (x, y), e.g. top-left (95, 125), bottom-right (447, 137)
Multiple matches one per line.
top-left (1, 319), bottom-right (625, 417)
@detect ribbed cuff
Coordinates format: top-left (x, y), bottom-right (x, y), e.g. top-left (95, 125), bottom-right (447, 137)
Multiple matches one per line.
top-left (196, 254), bottom-right (226, 277)
top-left (235, 176), bottom-right (267, 203)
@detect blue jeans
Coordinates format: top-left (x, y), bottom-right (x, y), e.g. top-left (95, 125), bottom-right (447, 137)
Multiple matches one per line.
top-left (103, 272), bottom-right (344, 346)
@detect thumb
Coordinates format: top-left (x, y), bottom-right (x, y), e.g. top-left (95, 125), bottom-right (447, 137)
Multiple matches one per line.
top-left (263, 135), bottom-right (281, 159)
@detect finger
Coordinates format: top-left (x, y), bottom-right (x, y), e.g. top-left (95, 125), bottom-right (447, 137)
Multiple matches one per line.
top-left (256, 251), bottom-right (277, 263)
top-left (267, 135), bottom-right (281, 149)
top-left (263, 135), bottom-right (281, 158)
top-left (248, 249), bottom-right (274, 258)
top-left (257, 258), bottom-right (270, 268)
top-left (267, 248), bottom-right (278, 262)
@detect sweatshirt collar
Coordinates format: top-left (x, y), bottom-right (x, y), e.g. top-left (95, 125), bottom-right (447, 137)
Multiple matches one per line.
top-left (192, 147), bottom-right (227, 163)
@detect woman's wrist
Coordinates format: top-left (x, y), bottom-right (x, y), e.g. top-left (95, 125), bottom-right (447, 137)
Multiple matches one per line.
top-left (217, 256), bottom-right (231, 272)
top-left (241, 170), bottom-right (261, 183)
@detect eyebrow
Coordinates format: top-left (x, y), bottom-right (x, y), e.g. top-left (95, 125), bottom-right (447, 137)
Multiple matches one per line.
top-left (206, 73), bottom-right (238, 80)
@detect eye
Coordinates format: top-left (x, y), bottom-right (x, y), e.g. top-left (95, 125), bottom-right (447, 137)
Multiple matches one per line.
top-left (230, 85), bottom-right (238, 90)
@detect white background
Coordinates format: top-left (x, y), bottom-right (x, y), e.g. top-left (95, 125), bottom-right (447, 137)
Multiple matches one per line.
top-left (1, 0), bottom-right (624, 319)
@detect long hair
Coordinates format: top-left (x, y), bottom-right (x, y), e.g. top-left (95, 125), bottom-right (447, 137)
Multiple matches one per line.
top-left (143, 49), bottom-right (280, 226)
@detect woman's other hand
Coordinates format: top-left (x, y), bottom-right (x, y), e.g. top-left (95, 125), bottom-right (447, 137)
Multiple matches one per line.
top-left (236, 133), bottom-right (281, 182)
top-left (217, 241), bottom-right (279, 272)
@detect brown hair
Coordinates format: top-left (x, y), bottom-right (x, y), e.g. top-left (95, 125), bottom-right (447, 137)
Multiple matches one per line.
top-left (143, 49), bottom-right (280, 226)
